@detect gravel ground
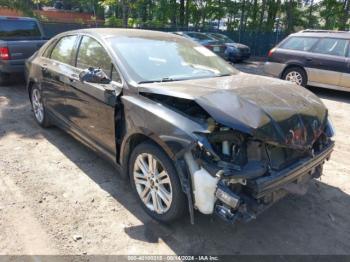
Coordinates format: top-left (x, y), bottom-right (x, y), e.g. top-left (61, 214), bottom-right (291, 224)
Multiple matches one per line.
top-left (1, 61), bottom-right (350, 255)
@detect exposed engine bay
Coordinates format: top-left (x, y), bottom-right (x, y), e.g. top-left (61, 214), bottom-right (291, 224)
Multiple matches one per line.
top-left (142, 91), bottom-right (335, 223)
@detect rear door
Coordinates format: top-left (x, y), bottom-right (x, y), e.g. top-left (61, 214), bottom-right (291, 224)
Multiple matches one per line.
top-left (41, 35), bottom-right (79, 121)
top-left (65, 35), bottom-right (122, 158)
top-left (274, 36), bottom-right (319, 73)
top-left (307, 37), bottom-right (348, 86)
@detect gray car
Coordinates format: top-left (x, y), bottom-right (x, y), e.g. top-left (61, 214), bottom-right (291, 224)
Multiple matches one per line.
top-left (265, 30), bottom-right (350, 91)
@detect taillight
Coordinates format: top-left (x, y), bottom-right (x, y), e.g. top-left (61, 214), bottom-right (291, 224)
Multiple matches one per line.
top-left (0, 47), bottom-right (10, 60)
top-left (268, 48), bottom-right (276, 57)
top-left (205, 45), bottom-right (213, 50)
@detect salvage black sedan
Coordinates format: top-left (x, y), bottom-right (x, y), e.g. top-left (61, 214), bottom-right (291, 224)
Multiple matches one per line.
top-left (26, 29), bottom-right (335, 224)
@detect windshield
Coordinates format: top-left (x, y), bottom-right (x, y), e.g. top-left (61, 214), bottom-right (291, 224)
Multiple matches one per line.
top-left (211, 34), bottom-right (234, 43)
top-left (186, 32), bottom-right (214, 41)
top-left (107, 36), bottom-right (237, 83)
top-left (0, 20), bottom-right (41, 39)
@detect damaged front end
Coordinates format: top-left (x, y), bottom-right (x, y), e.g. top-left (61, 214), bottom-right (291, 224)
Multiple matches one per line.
top-left (183, 120), bottom-right (334, 224)
top-left (138, 75), bottom-right (335, 224)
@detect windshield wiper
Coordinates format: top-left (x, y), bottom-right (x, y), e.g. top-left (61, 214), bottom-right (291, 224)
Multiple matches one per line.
top-left (138, 80), bottom-right (159, 84)
top-left (138, 77), bottom-right (182, 84)
top-left (138, 74), bottom-right (231, 84)
top-left (215, 73), bottom-right (231, 77)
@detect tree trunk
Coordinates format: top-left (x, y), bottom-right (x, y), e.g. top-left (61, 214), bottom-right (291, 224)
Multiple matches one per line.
top-left (286, 0), bottom-right (294, 33)
top-left (122, 0), bottom-right (129, 28)
top-left (185, 0), bottom-right (191, 28)
top-left (171, 0), bottom-right (177, 26)
top-left (251, 0), bottom-right (258, 29)
top-left (340, 0), bottom-right (350, 30)
top-left (179, 0), bottom-right (185, 28)
top-left (308, 0), bottom-right (314, 28)
top-left (239, 0), bottom-right (246, 42)
top-left (258, 0), bottom-right (266, 32)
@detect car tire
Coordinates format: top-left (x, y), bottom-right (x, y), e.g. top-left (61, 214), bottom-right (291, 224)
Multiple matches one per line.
top-left (129, 141), bottom-right (186, 223)
top-left (30, 85), bottom-right (51, 128)
top-left (282, 67), bottom-right (307, 87)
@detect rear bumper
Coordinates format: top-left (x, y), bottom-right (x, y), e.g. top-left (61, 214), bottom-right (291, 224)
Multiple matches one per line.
top-left (227, 52), bottom-right (251, 61)
top-left (0, 59), bottom-right (25, 73)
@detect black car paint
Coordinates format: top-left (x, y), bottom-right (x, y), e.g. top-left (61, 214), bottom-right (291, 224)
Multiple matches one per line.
top-left (26, 29), bottom-right (334, 224)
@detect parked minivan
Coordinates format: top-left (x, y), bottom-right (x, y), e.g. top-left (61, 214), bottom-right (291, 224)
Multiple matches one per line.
top-left (265, 30), bottom-right (350, 91)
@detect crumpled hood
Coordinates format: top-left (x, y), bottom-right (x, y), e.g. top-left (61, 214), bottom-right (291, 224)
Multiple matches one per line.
top-left (138, 73), bottom-right (327, 149)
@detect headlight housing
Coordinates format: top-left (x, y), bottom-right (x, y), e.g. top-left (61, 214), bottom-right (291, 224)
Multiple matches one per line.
top-left (325, 117), bottom-right (336, 138)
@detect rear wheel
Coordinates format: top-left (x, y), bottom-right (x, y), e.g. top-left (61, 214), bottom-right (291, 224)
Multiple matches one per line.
top-left (282, 67), bottom-right (307, 87)
top-left (129, 141), bottom-right (186, 223)
top-left (30, 85), bottom-right (51, 127)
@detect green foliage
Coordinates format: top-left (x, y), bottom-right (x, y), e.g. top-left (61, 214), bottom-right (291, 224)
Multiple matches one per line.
top-left (1, 0), bottom-right (349, 32)
top-left (105, 16), bottom-right (123, 27)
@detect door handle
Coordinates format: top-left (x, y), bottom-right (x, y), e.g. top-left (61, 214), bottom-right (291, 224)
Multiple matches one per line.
top-left (41, 64), bottom-right (48, 72)
top-left (306, 57), bottom-right (313, 62)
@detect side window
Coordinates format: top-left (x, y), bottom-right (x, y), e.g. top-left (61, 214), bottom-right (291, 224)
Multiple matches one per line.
top-left (280, 37), bottom-right (319, 51)
top-left (76, 36), bottom-right (112, 76)
top-left (313, 38), bottom-right (348, 57)
top-left (50, 35), bottom-right (78, 64)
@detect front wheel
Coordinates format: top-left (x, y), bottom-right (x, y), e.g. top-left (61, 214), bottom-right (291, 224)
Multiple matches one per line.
top-left (30, 85), bottom-right (51, 127)
top-left (282, 67), bottom-right (307, 87)
top-left (129, 142), bottom-right (186, 223)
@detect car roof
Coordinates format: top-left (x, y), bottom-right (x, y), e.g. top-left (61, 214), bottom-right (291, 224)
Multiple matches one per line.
top-left (59, 28), bottom-right (184, 40)
top-left (0, 16), bottom-right (38, 21)
top-left (291, 30), bottom-right (350, 39)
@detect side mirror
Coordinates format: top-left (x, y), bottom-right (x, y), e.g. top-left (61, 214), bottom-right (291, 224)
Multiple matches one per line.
top-left (79, 67), bottom-right (111, 84)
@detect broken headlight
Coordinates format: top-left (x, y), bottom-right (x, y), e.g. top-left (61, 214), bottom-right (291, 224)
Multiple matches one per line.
top-left (207, 128), bottom-right (247, 166)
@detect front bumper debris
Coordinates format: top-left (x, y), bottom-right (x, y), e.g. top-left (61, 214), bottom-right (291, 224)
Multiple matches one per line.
top-left (213, 141), bottom-right (334, 223)
top-left (248, 141), bottom-right (334, 198)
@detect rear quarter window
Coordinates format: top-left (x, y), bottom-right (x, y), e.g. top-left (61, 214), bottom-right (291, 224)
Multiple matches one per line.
top-left (280, 36), bottom-right (319, 51)
top-left (0, 19), bottom-right (41, 39)
top-left (312, 38), bottom-right (348, 57)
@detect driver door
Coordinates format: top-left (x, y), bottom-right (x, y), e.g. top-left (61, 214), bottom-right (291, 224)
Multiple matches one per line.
top-left (65, 35), bottom-right (122, 160)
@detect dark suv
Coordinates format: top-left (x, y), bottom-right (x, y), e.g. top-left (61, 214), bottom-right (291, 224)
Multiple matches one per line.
top-left (265, 30), bottom-right (350, 91)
